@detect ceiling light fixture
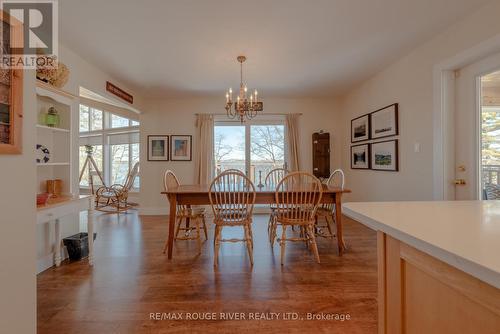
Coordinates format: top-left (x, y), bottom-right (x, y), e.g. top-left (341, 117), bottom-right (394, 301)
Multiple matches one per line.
top-left (225, 56), bottom-right (263, 122)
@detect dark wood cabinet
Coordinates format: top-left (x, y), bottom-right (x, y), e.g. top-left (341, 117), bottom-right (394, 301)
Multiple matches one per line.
top-left (312, 132), bottom-right (330, 178)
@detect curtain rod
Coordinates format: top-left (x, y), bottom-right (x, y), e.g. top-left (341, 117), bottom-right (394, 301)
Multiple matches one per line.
top-left (194, 113), bottom-right (302, 116)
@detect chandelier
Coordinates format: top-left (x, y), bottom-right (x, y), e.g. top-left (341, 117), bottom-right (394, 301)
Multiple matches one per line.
top-left (225, 55), bottom-right (263, 122)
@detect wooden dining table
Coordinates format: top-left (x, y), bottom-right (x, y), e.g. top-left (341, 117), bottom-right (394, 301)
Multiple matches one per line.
top-left (161, 184), bottom-right (351, 259)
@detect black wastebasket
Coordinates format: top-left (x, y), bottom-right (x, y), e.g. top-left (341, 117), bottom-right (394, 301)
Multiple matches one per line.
top-left (63, 233), bottom-right (97, 261)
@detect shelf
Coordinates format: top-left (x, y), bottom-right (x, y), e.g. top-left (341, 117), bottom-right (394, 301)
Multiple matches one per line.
top-left (37, 162), bottom-right (70, 166)
top-left (0, 121), bottom-right (9, 126)
top-left (36, 80), bottom-right (77, 100)
top-left (36, 124), bottom-right (70, 133)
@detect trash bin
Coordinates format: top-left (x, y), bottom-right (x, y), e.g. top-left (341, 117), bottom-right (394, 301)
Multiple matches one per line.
top-left (63, 233), bottom-right (97, 261)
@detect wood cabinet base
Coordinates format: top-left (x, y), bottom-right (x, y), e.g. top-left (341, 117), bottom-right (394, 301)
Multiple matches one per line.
top-left (377, 231), bottom-right (500, 334)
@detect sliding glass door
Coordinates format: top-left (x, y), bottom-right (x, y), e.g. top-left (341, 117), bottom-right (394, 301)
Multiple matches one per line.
top-left (214, 124), bottom-right (246, 175)
top-left (214, 121), bottom-right (286, 184)
top-left (250, 124), bottom-right (285, 185)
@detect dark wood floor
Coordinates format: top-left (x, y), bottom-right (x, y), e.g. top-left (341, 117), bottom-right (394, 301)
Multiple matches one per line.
top-left (37, 213), bottom-right (378, 333)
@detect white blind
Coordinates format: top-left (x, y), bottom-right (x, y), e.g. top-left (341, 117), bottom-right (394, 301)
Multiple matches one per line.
top-left (79, 135), bottom-right (102, 146)
top-left (108, 132), bottom-right (139, 145)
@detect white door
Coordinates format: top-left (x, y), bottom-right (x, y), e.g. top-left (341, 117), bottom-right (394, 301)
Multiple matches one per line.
top-left (454, 51), bottom-right (500, 200)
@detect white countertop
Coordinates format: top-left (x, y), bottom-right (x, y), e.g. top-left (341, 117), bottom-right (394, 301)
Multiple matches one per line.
top-left (343, 201), bottom-right (500, 289)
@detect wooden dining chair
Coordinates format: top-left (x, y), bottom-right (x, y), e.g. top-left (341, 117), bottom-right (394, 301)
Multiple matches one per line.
top-left (315, 169), bottom-right (344, 240)
top-left (162, 170), bottom-right (208, 254)
top-left (274, 172), bottom-right (323, 264)
top-left (265, 168), bottom-right (288, 244)
top-left (209, 170), bottom-right (256, 267)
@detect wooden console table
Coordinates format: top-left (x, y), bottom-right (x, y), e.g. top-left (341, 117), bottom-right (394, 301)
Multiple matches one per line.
top-left (37, 195), bottom-right (95, 267)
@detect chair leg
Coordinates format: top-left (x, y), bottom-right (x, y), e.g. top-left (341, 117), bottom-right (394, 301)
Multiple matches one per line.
top-left (280, 225), bottom-right (287, 265)
top-left (267, 213), bottom-right (272, 238)
top-left (307, 225), bottom-right (321, 264)
top-left (195, 218), bottom-right (202, 255)
top-left (214, 225), bottom-right (221, 267)
top-left (174, 216), bottom-right (183, 239)
top-left (270, 221), bottom-right (278, 245)
top-left (325, 214), bottom-right (335, 239)
top-left (202, 216), bottom-right (208, 240)
top-left (244, 224), bottom-right (254, 265)
top-left (300, 226), bottom-right (309, 248)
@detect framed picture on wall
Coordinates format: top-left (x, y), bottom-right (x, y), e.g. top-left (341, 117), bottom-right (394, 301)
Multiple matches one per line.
top-left (371, 140), bottom-right (398, 171)
top-left (170, 135), bottom-right (192, 161)
top-left (351, 114), bottom-right (370, 142)
top-left (147, 135), bottom-right (169, 161)
top-left (351, 144), bottom-right (370, 169)
top-left (370, 103), bottom-right (399, 139)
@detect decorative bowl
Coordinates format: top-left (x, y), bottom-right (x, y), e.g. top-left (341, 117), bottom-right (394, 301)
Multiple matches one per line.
top-left (37, 193), bottom-right (50, 206)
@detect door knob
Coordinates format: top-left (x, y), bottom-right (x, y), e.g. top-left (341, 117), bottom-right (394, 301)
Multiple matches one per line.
top-left (454, 179), bottom-right (466, 185)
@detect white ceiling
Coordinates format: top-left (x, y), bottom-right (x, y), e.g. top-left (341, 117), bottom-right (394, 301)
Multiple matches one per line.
top-left (60, 0), bottom-right (490, 98)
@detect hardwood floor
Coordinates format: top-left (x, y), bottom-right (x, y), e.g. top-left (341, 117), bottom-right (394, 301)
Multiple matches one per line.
top-left (37, 212), bottom-right (377, 333)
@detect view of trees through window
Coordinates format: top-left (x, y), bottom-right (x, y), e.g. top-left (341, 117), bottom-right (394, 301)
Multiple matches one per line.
top-left (79, 104), bottom-right (140, 190)
top-left (214, 124), bottom-right (285, 183)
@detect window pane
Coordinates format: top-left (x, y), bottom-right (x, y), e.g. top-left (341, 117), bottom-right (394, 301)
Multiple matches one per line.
top-left (131, 143), bottom-right (140, 189)
top-left (79, 145), bottom-right (103, 187)
top-left (111, 114), bottom-right (130, 128)
top-left (79, 105), bottom-right (89, 132)
top-left (214, 125), bottom-right (246, 175)
top-left (250, 125), bottom-right (285, 183)
top-left (111, 144), bottom-right (130, 185)
top-left (131, 120), bottom-right (140, 126)
top-left (90, 108), bottom-right (103, 131)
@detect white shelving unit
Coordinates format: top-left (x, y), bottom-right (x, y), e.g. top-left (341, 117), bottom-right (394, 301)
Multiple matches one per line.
top-left (36, 81), bottom-right (79, 196)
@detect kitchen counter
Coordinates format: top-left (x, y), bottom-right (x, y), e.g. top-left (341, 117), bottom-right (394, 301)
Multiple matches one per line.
top-left (343, 201), bottom-right (500, 334)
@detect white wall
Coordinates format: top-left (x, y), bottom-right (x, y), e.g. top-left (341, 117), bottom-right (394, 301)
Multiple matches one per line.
top-left (139, 97), bottom-right (342, 214)
top-left (339, 0), bottom-right (500, 202)
top-left (0, 73), bottom-right (37, 332)
top-left (58, 43), bottom-right (146, 111)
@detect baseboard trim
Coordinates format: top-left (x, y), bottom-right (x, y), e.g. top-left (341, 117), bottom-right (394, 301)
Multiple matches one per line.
top-left (37, 247), bottom-right (68, 274)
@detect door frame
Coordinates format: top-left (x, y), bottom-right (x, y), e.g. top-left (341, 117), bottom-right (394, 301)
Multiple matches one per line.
top-left (433, 33), bottom-right (500, 200)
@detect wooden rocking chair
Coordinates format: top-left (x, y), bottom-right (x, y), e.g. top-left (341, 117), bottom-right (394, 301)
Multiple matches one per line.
top-left (95, 162), bottom-right (140, 213)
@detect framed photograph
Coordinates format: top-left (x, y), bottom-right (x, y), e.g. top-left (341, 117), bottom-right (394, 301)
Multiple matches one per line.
top-left (370, 103), bottom-right (398, 139)
top-left (351, 114), bottom-right (370, 142)
top-left (147, 135), bottom-right (169, 161)
top-left (371, 140), bottom-right (398, 171)
top-left (351, 144), bottom-right (370, 169)
top-left (170, 135), bottom-right (192, 161)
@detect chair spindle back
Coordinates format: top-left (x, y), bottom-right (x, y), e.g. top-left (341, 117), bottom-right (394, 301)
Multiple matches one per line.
top-left (209, 171), bottom-right (256, 225)
top-left (275, 172), bottom-right (323, 224)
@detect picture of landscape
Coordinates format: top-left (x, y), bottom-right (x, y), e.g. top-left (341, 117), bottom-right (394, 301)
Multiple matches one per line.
top-left (351, 144), bottom-right (370, 169)
top-left (351, 114), bottom-right (370, 142)
top-left (375, 153), bottom-right (391, 165)
top-left (354, 124), bottom-right (367, 138)
top-left (371, 104), bottom-right (398, 139)
top-left (371, 140), bottom-right (398, 171)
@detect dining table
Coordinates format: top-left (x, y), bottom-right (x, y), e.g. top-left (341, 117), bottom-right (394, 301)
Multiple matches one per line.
top-left (161, 184), bottom-right (351, 259)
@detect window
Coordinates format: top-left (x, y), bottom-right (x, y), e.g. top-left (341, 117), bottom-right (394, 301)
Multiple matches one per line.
top-left (79, 105), bottom-right (103, 132)
top-left (214, 119), bottom-right (286, 183)
top-left (111, 113), bottom-right (130, 128)
top-left (79, 104), bottom-right (140, 191)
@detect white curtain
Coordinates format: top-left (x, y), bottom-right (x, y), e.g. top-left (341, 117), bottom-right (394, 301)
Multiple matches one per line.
top-left (285, 113), bottom-right (301, 171)
top-left (194, 114), bottom-right (214, 184)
